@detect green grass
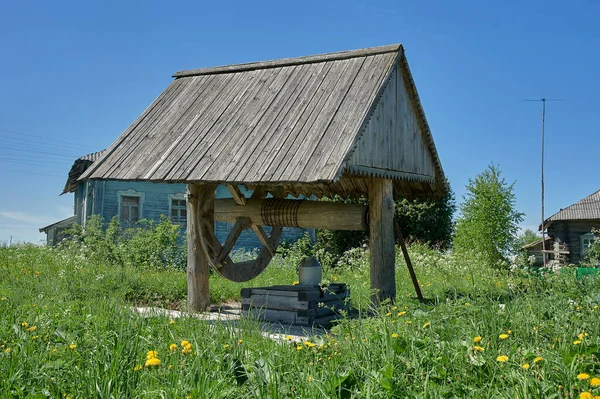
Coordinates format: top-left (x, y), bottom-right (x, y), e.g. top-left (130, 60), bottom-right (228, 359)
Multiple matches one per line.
top-left (2, 244), bottom-right (600, 398)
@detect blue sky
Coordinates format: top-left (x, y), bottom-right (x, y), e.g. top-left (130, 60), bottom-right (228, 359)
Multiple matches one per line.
top-left (1, 0), bottom-right (598, 243)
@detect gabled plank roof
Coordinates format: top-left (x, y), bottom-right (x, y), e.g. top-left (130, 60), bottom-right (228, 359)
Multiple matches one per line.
top-left (81, 44), bottom-right (445, 199)
top-left (545, 190), bottom-right (600, 224)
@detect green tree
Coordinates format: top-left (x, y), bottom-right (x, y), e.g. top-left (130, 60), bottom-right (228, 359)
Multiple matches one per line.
top-left (453, 164), bottom-right (524, 269)
top-left (515, 228), bottom-right (541, 250)
top-left (395, 186), bottom-right (456, 250)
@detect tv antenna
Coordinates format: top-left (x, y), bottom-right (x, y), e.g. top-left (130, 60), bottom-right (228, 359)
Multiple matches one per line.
top-left (524, 98), bottom-right (562, 268)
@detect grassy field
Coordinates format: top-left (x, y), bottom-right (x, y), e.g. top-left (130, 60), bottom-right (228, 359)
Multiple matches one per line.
top-left (2, 243), bottom-right (600, 398)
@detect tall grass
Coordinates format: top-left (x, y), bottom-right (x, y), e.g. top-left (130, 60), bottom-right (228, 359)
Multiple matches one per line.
top-left (2, 242), bottom-right (600, 398)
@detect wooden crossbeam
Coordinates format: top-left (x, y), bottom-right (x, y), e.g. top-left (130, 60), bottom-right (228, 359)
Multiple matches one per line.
top-left (251, 224), bottom-right (275, 257)
top-left (226, 184), bottom-right (247, 205)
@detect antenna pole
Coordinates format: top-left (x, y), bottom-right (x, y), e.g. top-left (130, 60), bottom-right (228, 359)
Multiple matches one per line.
top-left (541, 99), bottom-right (547, 268)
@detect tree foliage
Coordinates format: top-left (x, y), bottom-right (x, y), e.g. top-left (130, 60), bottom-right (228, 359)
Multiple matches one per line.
top-left (315, 185), bottom-right (456, 263)
top-left (453, 164), bottom-right (524, 269)
top-left (515, 229), bottom-right (541, 250)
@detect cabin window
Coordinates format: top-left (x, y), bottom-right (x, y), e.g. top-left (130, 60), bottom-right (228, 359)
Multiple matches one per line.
top-left (581, 233), bottom-right (596, 256)
top-left (168, 193), bottom-right (187, 224)
top-left (117, 190), bottom-right (144, 224)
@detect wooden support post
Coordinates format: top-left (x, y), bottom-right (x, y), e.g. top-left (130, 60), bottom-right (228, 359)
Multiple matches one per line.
top-left (368, 178), bottom-right (396, 305)
top-left (186, 183), bottom-right (215, 311)
top-left (394, 220), bottom-right (424, 303)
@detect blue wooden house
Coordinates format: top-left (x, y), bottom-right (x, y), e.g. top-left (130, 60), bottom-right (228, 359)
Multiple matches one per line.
top-left (40, 150), bottom-right (311, 246)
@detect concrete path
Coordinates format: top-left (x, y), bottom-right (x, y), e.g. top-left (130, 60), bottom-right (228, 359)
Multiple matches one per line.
top-left (131, 303), bottom-right (327, 342)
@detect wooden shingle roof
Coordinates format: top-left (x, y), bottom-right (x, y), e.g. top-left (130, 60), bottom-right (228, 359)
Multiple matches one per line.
top-left (81, 44), bottom-right (445, 199)
top-left (545, 190), bottom-right (600, 224)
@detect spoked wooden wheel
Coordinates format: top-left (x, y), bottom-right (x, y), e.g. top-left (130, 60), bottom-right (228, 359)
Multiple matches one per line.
top-left (197, 186), bottom-right (283, 282)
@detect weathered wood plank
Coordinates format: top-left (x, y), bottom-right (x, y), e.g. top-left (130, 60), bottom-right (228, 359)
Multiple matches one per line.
top-left (369, 178), bottom-right (396, 305)
top-left (186, 183), bottom-right (212, 311)
top-left (214, 216), bottom-right (251, 267)
top-left (174, 44), bottom-right (401, 77)
top-left (226, 184), bottom-right (247, 206)
top-left (275, 57), bottom-right (366, 181)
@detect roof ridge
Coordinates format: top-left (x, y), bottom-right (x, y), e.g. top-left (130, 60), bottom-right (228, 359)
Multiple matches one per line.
top-left (173, 44), bottom-right (402, 78)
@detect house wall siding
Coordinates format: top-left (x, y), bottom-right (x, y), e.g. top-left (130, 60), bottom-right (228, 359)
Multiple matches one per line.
top-left (79, 181), bottom-right (308, 250)
top-left (548, 220), bottom-right (599, 264)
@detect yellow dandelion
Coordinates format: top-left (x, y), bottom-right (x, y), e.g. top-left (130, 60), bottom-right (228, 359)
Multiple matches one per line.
top-left (397, 311), bottom-right (406, 317)
top-left (533, 356), bottom-right (543, 363)
top-left (385, 312), bottom-right (392, 317)
top-left (223, 344), bottom-right (229, 349)
top-left (522, 363), bottom-right (530, 369)
top-left (169, 343), bottom-right (178, 351)
top-left (507, 330), bottom-right (512, 334)
top-left (146, 350), bottom-right (158, 359)
top-left (169, 319), bottom-right (176, 325)
top-left (307, 376), bottom-right (313, 382)
top-left (296, 345), bottom-right (303, 351)
top-left (391, 306), bottom-right (397, 310)
top-left (304, 341), bottom-right (316, 347)
top-left (181, 340), bottom-right (190, 347)
top-left (578, 373), bottom-right (590, 380)
top-left (496, 355), bottom-right (509, 362)
top-left (238, 340), bottom-right (243, 344)
top-left (574, 340), bottom-right (582, 345)
top-left (145, 357), bottom-right (161, 367)
top-left (285, 335), bottom-right (293, 340)
top-left (473, 346), bottom-right (484, 352)
top-left (590, 377), bottom-right (600, 387)
top-left (292, 281), bottom-right (299, 285)
top-left (1, 297), bottom-right (6, 301)
top-left (133, 364), bottom-right (142, 371)
top-left (473, 336), bottom-right (482, 343)
top-left (499, 334), bottom-right (509, 340)
top-left (69, 344), bottom-right (76, 350)
top-left (391, 333), bottom-right (399, 338)
top-left (579, 333), bottom-right (585, 340)
top-left (423, 322), bottom-right (430, 329)
top-left (580, 392), bottom-right (593, 399)
top-left (21, 322), bottom-right (28, 328)
top-left (27, 326), bottom-right (37, 332)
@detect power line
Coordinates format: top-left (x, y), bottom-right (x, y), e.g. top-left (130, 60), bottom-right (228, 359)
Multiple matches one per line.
top-left (0, 127), bottom-right (97, 150)
top-left (0, 136), bottom-right (89, 155)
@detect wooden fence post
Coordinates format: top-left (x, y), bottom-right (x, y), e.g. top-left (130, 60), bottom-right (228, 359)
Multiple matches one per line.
top-left (369, 178), bottom-right (396, 305)
top-left (186, 183), bottom-right (214, 311)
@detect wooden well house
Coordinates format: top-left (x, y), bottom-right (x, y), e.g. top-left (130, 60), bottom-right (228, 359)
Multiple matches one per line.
top-left (80, 44), bottom-right (446, 310)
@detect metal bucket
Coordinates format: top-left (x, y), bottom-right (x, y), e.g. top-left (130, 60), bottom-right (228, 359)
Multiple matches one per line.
top-left (298, 256), bottom-right (322, 286)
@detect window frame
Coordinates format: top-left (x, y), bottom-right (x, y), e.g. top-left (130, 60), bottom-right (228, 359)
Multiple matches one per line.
top-left (581, 233), bottom-right (596, 256)
top-left (117, 189), bottom-right (145, 224)
top-left (168, 193), bottom-right (187, 224)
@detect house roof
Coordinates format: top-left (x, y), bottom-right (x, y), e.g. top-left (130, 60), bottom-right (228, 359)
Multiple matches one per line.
top-left (62, 150), bottom-right (106, 194)
top-left (39, 215), bottom-right (77, 233)
top-left (521, 236), bottom-right (551, 250)
top-left (545, 189), bottom-right (600, 225)
top-left (79, 44), bottom-right (445, 199)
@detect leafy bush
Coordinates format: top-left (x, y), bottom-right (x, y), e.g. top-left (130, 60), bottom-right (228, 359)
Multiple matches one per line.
top-left (62, 215), bottom-right (187, 271)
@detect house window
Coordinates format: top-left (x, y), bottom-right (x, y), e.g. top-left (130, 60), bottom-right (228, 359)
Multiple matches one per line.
top-left (118, 190), bottom-right (144, 224)
top-left (169, 193), bottom-right (187, 224)
top-left (581, 233), bottom-right (596, 256)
